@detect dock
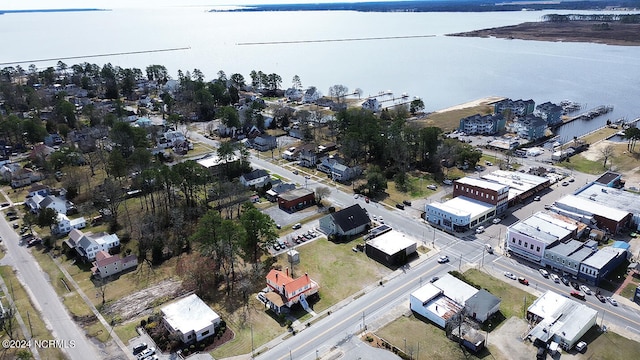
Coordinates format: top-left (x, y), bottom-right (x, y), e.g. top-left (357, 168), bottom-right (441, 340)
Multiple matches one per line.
top-left (559, 105), bottom-right (614, 126)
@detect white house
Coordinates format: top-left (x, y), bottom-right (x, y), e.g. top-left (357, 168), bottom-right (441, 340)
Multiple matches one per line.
top-left (361, 98), bottom-right (381, 112)
top-left (66, 229), bottom-right (120, 261)
top-left (161, 294), bottom-right (221, 343)
top-left (239, 169), bottom-right (270, 187)
top-left (54, 213), bottom-right (86, 235)
top-left (303, 86), bottom-right (321, 103)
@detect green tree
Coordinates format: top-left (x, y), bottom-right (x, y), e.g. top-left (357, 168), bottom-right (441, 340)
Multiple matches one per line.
top-left (366, 166), bottom-right (387, 196)
top-left (410, 98), bottom-right (425, 114)
top-left (37, 208), bottom-right (58, 228)
top-left (239, 203), bottom-right (277, 265)
top-left (218, 106), bottom-right (240, 129)
top-left (230, 73), bottom-right (245, 89)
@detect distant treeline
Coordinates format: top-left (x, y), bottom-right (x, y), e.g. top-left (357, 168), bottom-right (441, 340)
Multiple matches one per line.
top-left (543, 14), bottom-right (640, 23)
top-left (213, 1), bottom-right (639, 13)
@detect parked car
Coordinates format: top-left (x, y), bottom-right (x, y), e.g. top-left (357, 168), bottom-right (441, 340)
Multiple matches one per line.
top-left (292, 170), bottom-right (299, 175)
top-left (492, 217), bottom-right (501, 224)
top-left (137, 347), bottom-right (155, 360)
top-left (6, 211), bottom-right (16, 217)
top-left (378, 217), bottom-right (384, 224)
top-left (533, 196), bottom-right (541, 201)
top-left (8, 216), bottom-right (18, 221)
top-left (518, 277), bottom-right (529, 285)
top-left (570, 291), bottom-right (586, 300)
top-left (475, 226), bottom-right (485, 234)
top-left (575, 341), bottom-right (587, 353)
top-left (437, 255), bottom-right (449, 263)
top-left (430, 276), bottom-right (439, 283)
top-left (562, 181), bottom-right (569, 186)
top-left (396, 203), bottom-right (405, 210)
top-left (561, 277), bottom-right (570, 286)
top-left (12, 223), bottom-right (19, 229)
top-left (27, 238), bottom-right (42, 247)
top-left (504, 271), bottom-right (517, 280)
top-left (544, 204), bottom-right (552, 210)
top-left (539, 268), bottom-right (549, 278)
top-left (595, 293), bottom-right (606, 302)
top-left (1, 202), bottom-right (9, 207)
top-left (568, 178), bottom-right (575, 182)
top-left (402, 200), bottom-right (412, 206)
top-left (443, 179), bottom-right (453, 185)
top-left (485, 161), bottom-right (493, 166)
top-left (427, 184), bottom-right (438, 190)
top-left (273, 243), bottom-right (281, 251)
top-left (579, 285), bottom-right (593, 295)
top-left (571, 281), bottom-right (580, 290)
top-left (275, 224), bottom-right (281, 229)
top-left (292, 223), bottom-right (302, 230)
top-left (132, 343), bottom-right (148, 355)
top-left (550, 274), bottom-right (560, 283)
top-left (607, 297), bottom-right (618, 306)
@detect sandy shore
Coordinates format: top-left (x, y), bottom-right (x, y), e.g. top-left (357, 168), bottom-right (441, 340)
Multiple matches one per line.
top-left (434, 96), bottom-right (505, 113)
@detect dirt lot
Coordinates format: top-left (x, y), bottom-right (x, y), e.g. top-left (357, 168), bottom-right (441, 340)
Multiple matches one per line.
top-left (102, 278), bottom-right (187, 322)
top-left (450, 21), bottom-right (640, 46)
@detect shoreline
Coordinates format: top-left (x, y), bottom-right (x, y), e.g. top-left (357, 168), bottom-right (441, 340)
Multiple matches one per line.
top-left (434, 96), bottom-right (505, 113)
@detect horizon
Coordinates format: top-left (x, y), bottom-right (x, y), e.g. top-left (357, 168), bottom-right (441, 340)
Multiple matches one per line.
top-left (2, 0), bottom-right (395, 11)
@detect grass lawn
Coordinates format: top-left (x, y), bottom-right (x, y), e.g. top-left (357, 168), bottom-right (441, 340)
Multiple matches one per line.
top-left (413, 104), bottom-right (494, 132)
top-left (0, 266), bottom-right (66, 360)
top-left (273, 238), bottom-right (391, 312)
top-left (578, 325), bottom-right (640, 360)
top-left (375, 314), bottom-right (492, 360)
top-left (578, 127), bottom-right (618, 145)
top-left (557, 156), bottom-right (607, 175)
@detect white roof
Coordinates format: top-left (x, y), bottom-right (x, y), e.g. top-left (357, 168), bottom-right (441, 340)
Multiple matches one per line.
top-left (411, 283), bottom-right (443, 304)
top-left (581, 247), bottom-right (625, 269)
top-left (528, 291), bottom-right (598, 344)
top-left (162, 294), bottom-right (220, 335)
top-left (432, 273), bottom-right (479, 303)
top-left (555, 195), bottom-right (629, 222)
top-left (366, 230), bottom-right (417, 256)
top-left (481, 170), bottom-right (549, 200)
top-left (510, 211), bottom-right (575, 244)
top-left (456, 177), bottom-right (508, 192)
top-left (429, 196), bottom-right (494, 218)
top-left (574, 183), bottom-right (640, 216)
top-left (196, 152), bottom-right (239, 168)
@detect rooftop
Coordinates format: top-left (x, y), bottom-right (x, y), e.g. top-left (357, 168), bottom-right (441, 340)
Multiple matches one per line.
top-left (481, 170), bottom-right (549, 200)
top-left (161, 294), bottom-right (220, 335)
top-left (455, 177), bottom-right (508, 192)
top-left (555, 194), bottom-right (630, 222)
top-left (278, 188), bottom-right (314, 201)
top-left (429, 196), bottom-right (495, 218)
top-left (510, 211), bottom-right (575, 244)
top-left (196, 152), bottom-right (239, 168)
top-left (527, 291), bottom-right (597, 344)
top-left (594, 171), bottom-right (621, 185)
top-left (432, 273), bottom-right (479, 304)
top-left (366, 230), bottom-right (417, 256)
top-left (574, 183), bottom-right (640, 216)
top-left (412, 284), bottom-right (464, 323)
top-left (330, 204), bottom-right (370, 233)
top-left (582, 247), bottom-right (625, 269)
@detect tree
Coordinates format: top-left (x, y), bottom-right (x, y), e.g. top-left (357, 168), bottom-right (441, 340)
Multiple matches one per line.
top-left (410, 98), bottom-right (425, 114)
top-left (239, 203), bottom-right (277, 265)
top-left (329, 84), bottom-right (349, 102)
top-left (37, 208), bottom-right (58, 229)
top-left (292, 75), bottom-right (302, 90)
top-left (266, 73), bottom-right (282, 93)
top-left (366, 167), bottom-right (387, 196)
top-left (230, 73), bottom-right (245, 89)
top-left (624, 126), bottom-right (640, 152)
top-left (601, 144), bottom-right (615, 168)
top-left (315, 186), bottom-right (331, 204)
top-left (218, 106), bottom-right (240, 130)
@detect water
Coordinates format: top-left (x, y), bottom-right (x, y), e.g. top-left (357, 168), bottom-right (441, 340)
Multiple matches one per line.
top-left (2, 7), bottom-right (639, 143)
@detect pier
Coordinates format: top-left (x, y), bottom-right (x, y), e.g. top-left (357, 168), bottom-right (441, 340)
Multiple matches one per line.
top-left (560, 105), bottom-right (614, 126)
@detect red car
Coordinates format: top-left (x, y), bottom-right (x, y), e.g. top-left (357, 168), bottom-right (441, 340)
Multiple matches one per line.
top-left (518, 277), bottom-right (529, 285)
top-left (365, 197), bottom-right (370, 203)
top-left (570, 291), bottom-right (586, 300)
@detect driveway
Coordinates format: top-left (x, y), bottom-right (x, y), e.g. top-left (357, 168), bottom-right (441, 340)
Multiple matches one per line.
top-left (128, 330), bottom-right (212, 360)
top-left (262, 204), bottom-right (321, 228)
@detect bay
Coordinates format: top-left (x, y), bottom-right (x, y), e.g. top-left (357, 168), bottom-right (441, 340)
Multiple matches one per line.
top-left (2, 7), bottom-right (639, 142)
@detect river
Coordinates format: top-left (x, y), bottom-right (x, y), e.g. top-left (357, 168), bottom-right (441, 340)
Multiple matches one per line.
top-left (1, 6), bottom-right (639, 143)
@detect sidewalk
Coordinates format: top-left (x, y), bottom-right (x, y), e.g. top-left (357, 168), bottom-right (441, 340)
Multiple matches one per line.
top-left (0, 268), bottom-right (41, 360)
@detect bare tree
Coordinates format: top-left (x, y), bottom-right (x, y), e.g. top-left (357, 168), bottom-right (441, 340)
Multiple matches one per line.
top-left (315, 186), bottom-right (331, 204)
top-left (600, 144), bottom-right (615, 168)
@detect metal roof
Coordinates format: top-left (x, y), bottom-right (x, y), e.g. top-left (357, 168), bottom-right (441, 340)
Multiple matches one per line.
top-left (581, 247), bottom-right (625, 270)
top-left (574, 183), bottom-right (640, 217)
top-left (455, 177), bottom-right (508, 192)
top-left (429, 196), bottom-right (494, 218)
top-left (366, 230), bottom-right (417, 256)
top-left (555, 195), bottom-right (630, 222)
top-left (432, 273), bottom-right (479, 304)
top-left (510, 212), bottom-right (574, 244)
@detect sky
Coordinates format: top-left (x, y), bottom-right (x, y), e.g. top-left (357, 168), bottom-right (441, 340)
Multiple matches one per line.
top-left (1, 0), bottom-right (392, 10)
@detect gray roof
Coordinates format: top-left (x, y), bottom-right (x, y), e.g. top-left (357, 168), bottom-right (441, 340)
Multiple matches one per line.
top-left (546, 240), bottom-right (583, 257)
top-left (574, 183), bottom-right (640, 216)
top-left (582, 247), bottom-right (625, 270)
top-left (568, 247), bottom-right (595, 263)
top-left (465, 289), bottom-right (501, 317)
top-left (278, 188), bottom-right (314, 201)
top-left (241, 169), bottom-right (269, 181)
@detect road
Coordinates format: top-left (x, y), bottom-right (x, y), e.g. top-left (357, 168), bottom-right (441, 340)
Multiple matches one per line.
top-left (0, 216), bottom-right (102, 359)
top-left (190, 131), bottom-right (640, 358)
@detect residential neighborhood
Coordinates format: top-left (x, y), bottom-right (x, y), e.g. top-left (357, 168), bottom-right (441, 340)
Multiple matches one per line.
top-left (0, 56), bottom-right (639, 360)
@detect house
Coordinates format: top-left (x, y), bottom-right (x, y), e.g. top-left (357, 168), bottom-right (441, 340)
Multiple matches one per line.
top-left (1, 164), bottom-right (43, 188)
top-left (361, 98), bottom-right (381, 112)
top-left (28, 184), bottom-right (50, 198)
top-left (284, 88), bottom-right (303, 102)
top-left (44, 133), bottom-right (63, 146)
top-left (303, 86), bottom-right (321, 103)
top-left (299, 148), bottom-right (318, 168)
top-left (534, 102), bottom-right (563, 126)
top-left (264, 268), bottom-right (319, 314)
top-left (318, 204), bottom-right (370, 236)
top-left (239, 169), bottom-right (270, 187)
top-left (54, 213), bottom-right (86, 235)
top-left (65, 229), bottom-right (120, 261)
top-left (459, 114), bottom-right (506, 135)
top-left (464, 289), bottom-right (501, 323)
top-left (494, 98), bottom-right (535, 117)
top-left (512, 114), bottom-right (547, 141)
top-left (161, 294), bottom-right (221, 344)
top-left (316, 156), bottom-right (360, 182)
top-left (277, 189), bottom-right (315, 212)
top-left (38, 195), bottom-right (76, 215)
top-left (91, 251), bottom-right (138, 279)
top-left (251, 135), bottom-right (277, 151)
top-left (29, 144), bottom-right (56, 163)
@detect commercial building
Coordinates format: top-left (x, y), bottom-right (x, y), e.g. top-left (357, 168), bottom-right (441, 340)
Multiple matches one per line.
top-left (365, 230), bottom-right (417, 267)
top-left (594, 171), bottom-right (623, 188)
top-left (161, 294), bottom-right (221, 344)
top-left (526, 291), bottom-right (597, 351)
top-left (426, 196), bottom-right (495, 232)
top-left (579, 246), bottom-right (628, 286)
top-left (481, 170), bottom-right (550, 205)
top-left (507, 212), bottom-right (578, 263)
top-left (277, 188), bottom-right (315, 212)
top-left (453, 177), bottom-right (509, 214)
top-left (543, 239), bottom-right (595, 276)
top-left (410, 274), bottom-right (500, 328)
top-left (458, 113), bottom-right (506, 135)
top-left (572, 182), bottom-right (640, 231)
top-left (553, 194), bottom-right (631, 234)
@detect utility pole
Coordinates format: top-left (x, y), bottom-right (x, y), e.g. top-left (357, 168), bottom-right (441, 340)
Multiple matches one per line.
top-left (251, 325), bottom-right (254, 359)
top-left (362, 311), bottom-right (366, 331)
top-left (27, 311), bottom-right (33, 338)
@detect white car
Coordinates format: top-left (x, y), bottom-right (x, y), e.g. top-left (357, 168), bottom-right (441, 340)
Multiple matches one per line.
top-left (550, 274), bottom-right (560, 283)
top-left (504, 271), bottom-right (517, 280)
top-left (539, 268), bottom-right (549, 278)
top-left (492, 217), bottom-right (501, 224)
top-left (437, 255), bottom-right (449, 263)
top-left (579, 285), bottom-right (593, 295)
top-left (475, 226), bottom-right (485, 234)
top-left (575, 341), bottom-right (587, 353)
top-left (607, 297), bottom-right (618, 306)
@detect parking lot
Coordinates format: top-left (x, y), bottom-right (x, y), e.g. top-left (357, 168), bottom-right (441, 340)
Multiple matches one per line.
top-left (262, 205), bottom-right (320, 229)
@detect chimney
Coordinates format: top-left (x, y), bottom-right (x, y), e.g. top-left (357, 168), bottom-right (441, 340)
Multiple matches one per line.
top-left (275, 272), bottom-right (278, 281)
top-left (286, 267), bottom-right (289, 277)
top-left (305, 272), bottom-right (308, 279)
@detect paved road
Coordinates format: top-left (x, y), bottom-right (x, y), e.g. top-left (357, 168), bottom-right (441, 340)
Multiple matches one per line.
top-left (190, 131), bottom-right (640, 358)
top-left (0, 216), bottom-right (102, 359)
